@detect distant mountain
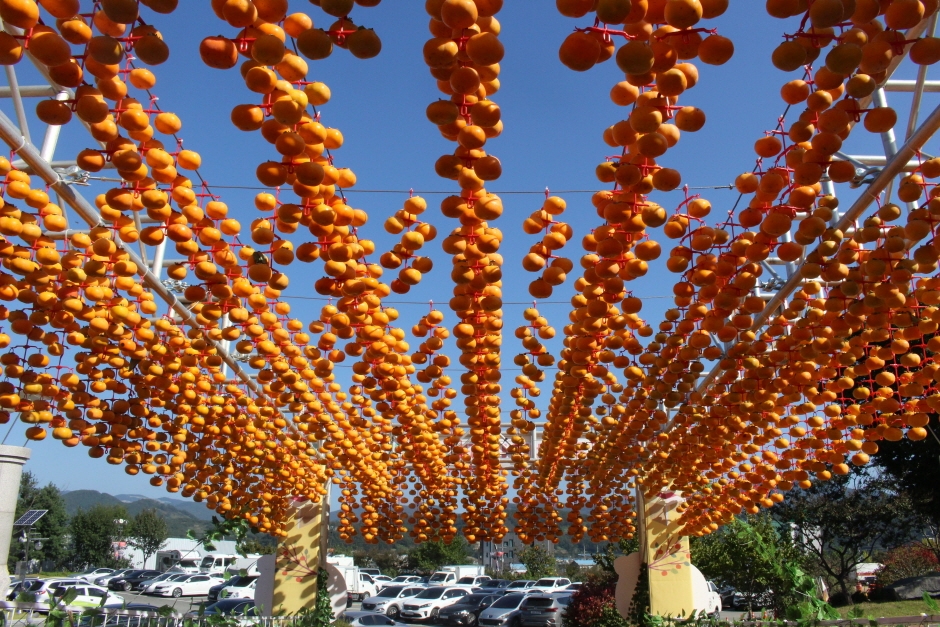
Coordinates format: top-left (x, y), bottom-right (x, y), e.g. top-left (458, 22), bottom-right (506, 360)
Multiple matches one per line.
top-left (63, 490), bottom-right (212, 537)
top-left (112, 493), bottom-right (216, 521)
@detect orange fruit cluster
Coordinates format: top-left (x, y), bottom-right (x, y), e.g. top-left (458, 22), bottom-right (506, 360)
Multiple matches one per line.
top-left (6, 0), bottom-right (940, 549)
top-left (521, 197), bottom-right (575, 299)
top-left (423, 0), bottom-right (511, 542)
top-left (380, 197), bottom-right (437, 294)
top-left (527, 0), bottom-right (940, 542)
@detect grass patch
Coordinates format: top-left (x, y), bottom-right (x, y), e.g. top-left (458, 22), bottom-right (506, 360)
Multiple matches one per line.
top-left (838, 599), bottom-right (939, 618)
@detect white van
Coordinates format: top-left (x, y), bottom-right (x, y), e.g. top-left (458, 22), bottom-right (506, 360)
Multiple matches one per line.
top-left (200, 553), bottom-right (260, 576)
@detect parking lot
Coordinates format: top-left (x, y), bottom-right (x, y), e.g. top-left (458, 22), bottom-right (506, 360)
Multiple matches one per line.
top-left (25, 591), bottom-right (750, 624)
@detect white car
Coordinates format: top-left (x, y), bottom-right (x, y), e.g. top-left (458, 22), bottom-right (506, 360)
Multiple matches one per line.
top-left (400, 586), bottom-right (470, 622)
top-left (361, 585), bottom-right (426, 619)
top-left (220, 579), bottom-right (256, 600)
top-left (73, 568), bottom-right (114, 583)
top-left (151, 573), bottom-right (223, 597)
top-left (454, 575), bottom-right (492, 588)
top-left (386, 576), bottom-right (424, 587)
top-left (142, 573), bottom-right (190, 594)
top-left (342, 611), bottom-right (402, 627)
top-left (7, 578), bottom-right (83, 603)
top-left (53, 584), bottom-right (124, 608)
top-left (528, 578), bottom-right (571, 593)
top-left (705, 580), bottom-right (723, 615)
top-left (374, 575), bottom-right (394, 589)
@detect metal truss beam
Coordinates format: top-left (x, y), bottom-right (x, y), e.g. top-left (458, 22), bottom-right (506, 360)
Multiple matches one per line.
top-left (0, 107), bottom-right (270, 401)
top-left (694, 102), bottom-right (940, 395)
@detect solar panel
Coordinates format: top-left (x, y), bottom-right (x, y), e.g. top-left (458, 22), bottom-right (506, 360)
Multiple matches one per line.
top-left (13, 510), bottom-right (47, 526)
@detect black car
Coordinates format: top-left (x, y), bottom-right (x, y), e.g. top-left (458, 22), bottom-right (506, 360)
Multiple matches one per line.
top-left (438, 594), bottom-right (499, 626)
top-left (207, 576), bottom-right (258, 603)
top-left (477, 580), bottom-right (512, 594)
top-left (189, 599), bottom-right (256, 618)
top-left (108, 570), bottom-right (163, 591)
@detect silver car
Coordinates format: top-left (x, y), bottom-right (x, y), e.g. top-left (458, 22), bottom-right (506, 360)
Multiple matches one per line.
top-left (361, 586), bottom-right (425, 619)
top-left (517, 593), bottom-right (573, 627)
top-left (479, 593), bottom-right (529, 627)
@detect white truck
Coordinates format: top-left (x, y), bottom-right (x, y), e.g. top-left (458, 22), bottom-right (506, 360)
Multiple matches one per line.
top-left (156, 549), bottom-right (203, 573)
top-left (332, 564), bottom-right (378, 602)
top-left (427, 565), bottom-right (487, 586)
top-left (199, 553), bottom-right (261, 576)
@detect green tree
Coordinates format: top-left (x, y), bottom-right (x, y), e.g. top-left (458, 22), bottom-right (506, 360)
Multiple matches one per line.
top-left (239, 535), bottom-right (277, 556)
top-left (407, 538), bottom-right (470, 573)
top-left (593, 538), bottom-right (640, 574)
top-left (70, 504), bottom-right (128, 569)
top-left (7, 471), bottom-right (69, 569)
top-left (871, 412), bottom-right (940, 560)
top-left (692, 514), bottom-right (806, 615)
top-left (520, 544), bottom-right (556, 579)
top-left (127, 508), bottom-right (168, 566)
top-left (773, 472), bottom-right (916, 605)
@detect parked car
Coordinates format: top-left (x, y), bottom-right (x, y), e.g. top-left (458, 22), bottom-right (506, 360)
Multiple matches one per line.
top-left (73, 568), bottom-right (115, 584)
top-left (504, 581), bottom-right (535, 592)
top-left (8, 578), bottom-right (84, 603)
top-left (564, 583), bottom-right (581, 591)
top-left (517, 593), bottom-right (573, 627)
top-left (455, 576), bottom-right (492, 589)
top-left (478, 580), bottom-right (512, 592)
top-left (361, 585), bottom-right (426, 619)
top-left (438, 593), bottom-right (499, 626)
top-left (52, 584), bottom-right (125, 608)
top-left (478, 592), bottom-right (529, 627)
top-left (151, 573), bottom-right (223, 597)
top-left (400, 586), bottom-right (470, 622)
top-left (208, 575), bottom-right (258, 603)
top-left (186, 599), bottom-right (257, 619)
top-left (386, 576), bottom-right (424, 587)
top-left (704, 581), bottom-right (722, 615)
top-left (341, 611), bottom-right (402, 627)
top-left (527, 579), bottom-right (571, 594)
top-left (220, 579), bottom-right (256, 600)
top-left (94, 570), bottom-right (135, 587)
top-left (142, 573), bottom-right (190, 595)
top-left (108, 570), bottom-right (163, 591)
top-left (361, 568), bottom-right (382, 577)
top-left (717, 585), bottom-right (736, 610)
top-left (374, 575), bottom-right (394, 588)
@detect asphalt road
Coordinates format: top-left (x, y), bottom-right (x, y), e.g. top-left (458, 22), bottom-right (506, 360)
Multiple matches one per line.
top-left (111, 593), bottom-right (750, 624)
top-left (115, 591), bottom-right (211, 614)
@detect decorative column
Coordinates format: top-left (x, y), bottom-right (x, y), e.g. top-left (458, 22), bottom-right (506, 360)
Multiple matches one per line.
top-left (0, 445), bottom-right (30, 601)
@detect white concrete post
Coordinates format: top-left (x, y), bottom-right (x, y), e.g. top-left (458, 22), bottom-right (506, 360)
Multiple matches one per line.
top-left (0, 445), bottom-right (30, 600)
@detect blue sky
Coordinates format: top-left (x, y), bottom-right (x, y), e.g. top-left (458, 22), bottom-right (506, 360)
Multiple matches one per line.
top-left (2, 2), bottom-right (931, 505)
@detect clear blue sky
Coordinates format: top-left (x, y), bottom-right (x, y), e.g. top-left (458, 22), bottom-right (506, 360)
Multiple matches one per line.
top-left (3, 2), bottom-right (925, 504)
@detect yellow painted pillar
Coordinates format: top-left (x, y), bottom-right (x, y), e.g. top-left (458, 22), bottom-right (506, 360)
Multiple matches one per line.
top-left (642, 491), bottom-right (695, 617)
top-left (272, 496), bottom-right (326, 614)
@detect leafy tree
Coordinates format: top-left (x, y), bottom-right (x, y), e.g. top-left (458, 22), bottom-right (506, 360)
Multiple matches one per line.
top-left (7, 471), bottom-right (69, 569)
top-left (407, 538), bottom-right (470, 573)
top-left (871, 412), bottom-right (940, 560)
top-left (239, 536), bottom-right (277, 556)
top-left (565, 561), bottom-right (582, 580)
top-left (352, 548), bottom-right (401, 577)
top-left (127, 508), bottom-right (168, 566)
top-left (594, 538), bottom-right (640, 574)
top-left (773, 471), bottom-right (917, 604)
top-left (520, 544), bottom-right (556, 579)
top-left (563, 576), bottom-right (628, 627)
top-left (70, 504), bottom-right (128, 569)
top-left (876, 542), bottom-right (939, 585)
top-left (691, 515), bottom-right (802, 613)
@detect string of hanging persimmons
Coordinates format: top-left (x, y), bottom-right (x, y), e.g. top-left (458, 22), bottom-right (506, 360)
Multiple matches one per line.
top-left (0, 0), bottom-right (938, 547)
